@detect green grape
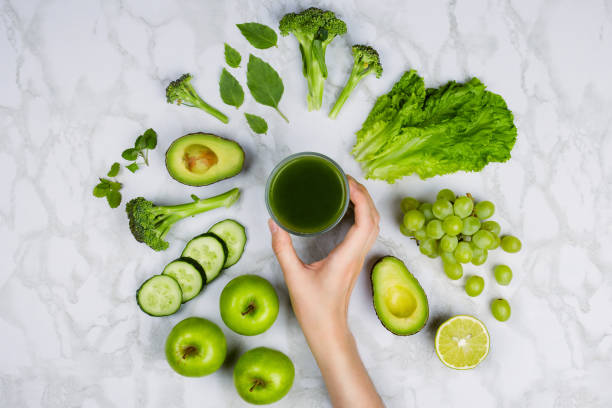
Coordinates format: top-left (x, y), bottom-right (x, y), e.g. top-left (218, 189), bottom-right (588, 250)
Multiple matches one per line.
top-left (426, 219), bottom-right (444, 240)
top-left (454, 242), bottom-right (473, 263)
top-left (473, 230), bottom-right (495, 249)
top-left (465, 276), bottom-right (485, 297)
top-left (442, 215), bottom-right (463, 236)
top-left (442, 253), bottom-right (463, 280)
top-left (419, 238), bottom-right (439, 258)
top-left (494, 265), bottom-right (513, 285)
top-left (400, 224), bottom-right (413, 237)
top-left (501, 235), bottom-right (522, 253)
top-left (462, 216), bottom-right (481, 235)
top-left (436, 188), bottom-right (456, 202)
top-left (401, 197), bottom-right (420, 213)
top-left (403, 210), bottom-right (425, 231)
top-left (418, 202), bottom-right (434, 221)
top-left (414, 228), bottom-right (428, 241)
top-left (453, 196), bottom-right (474, 218)
top-left (481, 220), bottom-right (501, 235)
top-left (491, 298), bottom-right (511, 321)
top-left (489, 234), bottom-right (500, 250)
top-left (440, 235), bottom-right (458, 252)
top-left (432, 199), bottom-right (453, 219)
top-left (471, 246), bottom-right (488, 266)
top-left (474, 200), bottom-right (495, 219)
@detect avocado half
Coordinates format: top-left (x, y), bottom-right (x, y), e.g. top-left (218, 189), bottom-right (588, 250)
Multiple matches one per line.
top-left (371, 256), bottom-right (429, 335)
top-left (165, 133), bottom-right (244, 186)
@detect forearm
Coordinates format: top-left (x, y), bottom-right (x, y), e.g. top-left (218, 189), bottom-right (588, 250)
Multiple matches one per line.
top-left (304, 323), bottom-right (384, 408)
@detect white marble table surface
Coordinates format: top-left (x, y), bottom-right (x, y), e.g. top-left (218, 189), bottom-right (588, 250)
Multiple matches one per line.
top-left (2, 0), bottom-right (612, 407)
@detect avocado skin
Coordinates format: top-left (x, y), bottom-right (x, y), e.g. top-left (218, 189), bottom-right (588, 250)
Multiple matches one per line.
top-left (165, 133), bottom-right (245, 186)
top-left (370, 256), bottom-right (429, 336)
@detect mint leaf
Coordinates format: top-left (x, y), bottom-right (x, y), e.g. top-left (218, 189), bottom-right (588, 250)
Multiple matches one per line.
top-left (244, 113), bottom-right (268, 134)
top-left (93, 183), bottom-right (109, 198)
top-left (126, 162), bottom-right (139, 173)
top-left (236, 23), bottom-right (277, 49)
top-left (219, 68), bottom-right (244, 109)
top-left (224, 43), bottom-right (241, 68)
top-left (106, 190), bottom-right (122, 208)
top-left (135, 135), bottom-right (147, 150)
top-left (107, 162), bottom-right (120, 177)
top-left (122, 148), bottom-right (139, 161)
top-left (246, 55), bottom-right (288, 122)
top-left (143, 128), bottom-right (157, 149)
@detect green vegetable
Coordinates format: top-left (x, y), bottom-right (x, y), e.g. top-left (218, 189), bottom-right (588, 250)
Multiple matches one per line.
top-left (93, 176), bottom-right (122, 209)
top-left (246, 55), bottom-right (288, 122)
top-left (245, 113), bottom-right (268, 134)
top-left (236, 22), bottom-right (278, 49)
top-left (279, 7), bottom-right (347, 111)
top-left (125, 188), bottom-right (240, 251)
top-left (352, 70), bottom-right (517, 182)
top-left (122, 128), bottom-right (157, 171)
top-left (219, 68), bottom-right (244, 109)
top-left (107, 162), bottom-right (120, 177)
top-left (166, 73), bottom-right (229, 124)
top-left (224, 43), bottom-right (241, 68)
top-left (329, 45), bottom-right (382, 119)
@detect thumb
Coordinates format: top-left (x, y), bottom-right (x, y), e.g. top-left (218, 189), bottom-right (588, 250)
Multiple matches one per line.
top-left (268, 219), bottom-right (303, 272)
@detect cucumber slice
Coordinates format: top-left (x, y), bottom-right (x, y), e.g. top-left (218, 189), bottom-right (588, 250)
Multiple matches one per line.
top-left (162, 258), bottom-right (205, 303)
top-left (136, 275), bottom-right (182, 316)
top-left (182, 233), bottom-right (228, 282)
top-left (208, 219), bottom-right (247, 268)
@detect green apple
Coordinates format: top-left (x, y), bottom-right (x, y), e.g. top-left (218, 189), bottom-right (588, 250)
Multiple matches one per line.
top-left (233, 347), bottom-right (295, 404)
top-left (165, 317), bottom-right (227, 377)
top-left (219, 274), bottom-right (279, 336)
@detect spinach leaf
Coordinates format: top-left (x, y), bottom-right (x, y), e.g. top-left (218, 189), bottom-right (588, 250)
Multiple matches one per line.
top-left (236, 22), bottom-right (277, 49)
top-left (245, 113), bottom-right (268, 134)
top-left (224, 43), bottom-right (241, 68)
top-left (219, 68), bottom-right (244, 109)
top-left (246, 55), bottom-right (288, 122)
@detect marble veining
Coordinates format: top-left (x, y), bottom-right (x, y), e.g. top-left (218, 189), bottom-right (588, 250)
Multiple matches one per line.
top-left (1, 0), bottom-right (611, 407)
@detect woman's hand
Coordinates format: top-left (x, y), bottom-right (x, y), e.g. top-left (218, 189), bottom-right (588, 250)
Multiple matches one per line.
top-left (268, 175), bottom-right (384, 408)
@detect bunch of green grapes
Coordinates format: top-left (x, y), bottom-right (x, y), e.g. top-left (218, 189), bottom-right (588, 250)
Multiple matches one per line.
top-left (400, 189), bottom-right (521, 321)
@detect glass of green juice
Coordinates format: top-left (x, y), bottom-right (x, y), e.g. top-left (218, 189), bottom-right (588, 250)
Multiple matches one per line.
top-left (265, 152), bottom-right (350, 236)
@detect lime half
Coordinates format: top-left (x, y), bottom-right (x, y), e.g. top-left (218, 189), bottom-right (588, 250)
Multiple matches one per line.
top-left (435, 315), bottom-right (490, 369)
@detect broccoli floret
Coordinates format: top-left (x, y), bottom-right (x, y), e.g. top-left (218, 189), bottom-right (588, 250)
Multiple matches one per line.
top-left (166, 73), bottom-right (229, 124)
top-left (279, 8), bottom-right (347, 111)
top-left (126, 188), bottom-right (240, 251)
top-left (329, 45), bottom-right (383, 119)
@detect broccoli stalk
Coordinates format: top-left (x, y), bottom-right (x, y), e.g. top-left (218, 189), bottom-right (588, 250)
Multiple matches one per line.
top-left (279, 8), bottom-right (347, 111)
top-left (166, 73), bottom-right (229, 124)
top-left (126, 188), bottom-right (240, 251)
top-left (329, 45), bottom-right (383, 119)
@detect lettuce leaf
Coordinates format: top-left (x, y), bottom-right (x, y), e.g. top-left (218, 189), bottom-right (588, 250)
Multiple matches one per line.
top-left (352, 70), bottom-right (517, 182)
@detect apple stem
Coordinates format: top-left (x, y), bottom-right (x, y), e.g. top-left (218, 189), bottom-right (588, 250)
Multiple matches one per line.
top-left (182, 345), bottom-right (197, 359)
top-left (241, 303), bottom-right (255, 316)
top-left (249, 379), bottom-right (264, 392)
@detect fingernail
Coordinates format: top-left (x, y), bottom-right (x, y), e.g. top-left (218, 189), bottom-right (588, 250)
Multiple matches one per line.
top-left (268, 219), bottom-right (278, 233)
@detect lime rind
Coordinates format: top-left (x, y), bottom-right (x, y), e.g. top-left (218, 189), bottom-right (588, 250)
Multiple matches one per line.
top-left (434, 315), bottom-right (490, 370)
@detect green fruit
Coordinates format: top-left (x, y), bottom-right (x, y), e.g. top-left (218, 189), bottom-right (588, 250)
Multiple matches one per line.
top-left (418, 202), bottom-right (434, 221)
top-left (432, 199), bottom-right (453, 219)
top-left (454, 242), bottom-right (473, 263)
top-left (234, 347), bottom-right (295, 404)
top-left (403, 210), bottom-right (425, 231)
top-left (465, 276), bottom-right (484, 297)
top-left (461, 216), bottom-right (481, 235)
top-left (401, 197), bottom-right (420, 212)
top-left (414, 228), bottom-right (428, 241)
top-left (442, 215), bottom-right (463, 236)
top-left (481, 220), bottom-right (501, 235)
top-left (494, 265), bottom-right (513, 285)
top-left (474, 200), bottom-right (495, 219)
top-left (440, 235), bottom-right (458, 252)
top-left (399, 224), bottom-right (413, 237)
top-left (426, 219), bottom-right (444, 239)
top-left (491, 298), bottom-right (511, 321)
top-left (473, 230), bottom-right (495, 249)
top-left (442, 252), bottom-right (463, 280)
top-left (220, 275), bottom-right (279, 336)
top-left (436, 188), bottom-right (455, 202)
top-left (471, 246), bottom-right (488, 266)
top-left (435, 315), bottom-right (490, 369)
top-left (501, 235), bottom-right (522, 253)
top-left (371, 256), bottom-right (429, 335)
top-left (165, 317), bottom-right (227, 377)
top-left (166, 133), bottom-right (244, 186)
top-left (453, 196), bottom-right (474, 218)
top-left (419, 238), bottom-right (439, 258)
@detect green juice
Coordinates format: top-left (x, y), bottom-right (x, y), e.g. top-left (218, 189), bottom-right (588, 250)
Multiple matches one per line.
top-left (267, 154), bottom-right (348, 235)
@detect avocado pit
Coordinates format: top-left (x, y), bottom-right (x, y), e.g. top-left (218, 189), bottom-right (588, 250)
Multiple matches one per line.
top-left (384, 285), bottom-right (417, 318)
top-left (183, 144), bottom-right (219, 174)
